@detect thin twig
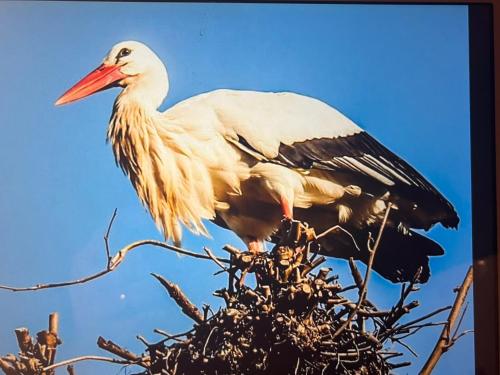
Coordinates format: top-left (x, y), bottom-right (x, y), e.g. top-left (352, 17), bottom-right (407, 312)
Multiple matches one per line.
top-left (154, 328), bottom-right (195, 340)
top-left (0, 240), bottom-right (229, 292)
top-left (315, 225), bottom-right (360, 252)
top-left (331, 203), bottom-right (392, 340)
top-left (393, 338), bottom-right (418, 357)
top-left (153, 329), bottom-right (185, 342)
top-left (380, 306), bottom-right (451, 341)
top-left (202, 327), bottom-right (217, 357)
top-left (203, 247), bottom-right (229, 272)
top-left (136, 336), bottom-right (150, 347)
top-left (104, 208), bottom-right (118, 267)
top-left (42, 356), bottom-right (135, 373)
top-left (450, 301), bottom-right (469, 341)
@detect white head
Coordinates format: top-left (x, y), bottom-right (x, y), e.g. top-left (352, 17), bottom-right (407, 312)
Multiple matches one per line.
top-left (55, 41), bottom-right (169, 110)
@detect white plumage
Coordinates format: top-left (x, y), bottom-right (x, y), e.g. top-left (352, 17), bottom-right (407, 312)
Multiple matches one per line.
top-left (56, 41), bottom-right (459, 283)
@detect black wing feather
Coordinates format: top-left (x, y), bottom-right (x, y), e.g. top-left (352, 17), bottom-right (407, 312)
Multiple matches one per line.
top-left (236, 131), bottom-right (459, 229)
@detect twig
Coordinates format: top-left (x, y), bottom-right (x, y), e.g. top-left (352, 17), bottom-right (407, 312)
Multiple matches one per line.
top-left (419, 266), bottom-right (473, 375)
top-left (450, 301), bottom-right (469, 340)
top-left (0, 240), bottom-right (229, 292)
top-left (136, 336), bottom-right (150, 347)
top-left (348, 258), bottom-right (363, 289)
top-left (301, 256), bottom-right (326, 277)
top-left (395, 322), bottom-right (447, 340)
top-left (14, 328), bottom-right (32, 353)
top-left (41, 356), bottom-right (135, 373)
top-left (393, 338), bottom-right (418, 357)
top-left (97, 336), bottom-right (145, 365)
top-left (153, 329), bottom-right (185, 342)
top-left (389, 361), bottom-right (411, 369)
top-left (394, 306), bottom-right (451, 334)
top-left (153, 328), bottom-right (195, 340)
top-left (331, 203), bottom-right (392, 340)
top-left (151, 273), bottom-right (204, 324)
top-left (66, 365), bottom-right (76, 375)
top-left (202, 327), bottom-right (217, 357)
top-left (46, 312), bottom-right (60, 370)
top-left (0, 211), bottom-right (468, 375)
top-left (314, 225), bottom-right (361, 252)
top-left (203, 247), bottom-right (229, 272)
top-left (222, 245), bottom-right (242, 257)
top-left (104, 208), bottom-right (118, 267)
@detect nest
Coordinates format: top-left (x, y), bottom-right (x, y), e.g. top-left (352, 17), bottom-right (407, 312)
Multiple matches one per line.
top-left (0, 216), bottom-right (473, 375)
top-left (140, 220), bottom-right (424, 375)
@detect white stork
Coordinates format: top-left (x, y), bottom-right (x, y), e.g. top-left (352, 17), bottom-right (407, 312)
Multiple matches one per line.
top-left (55, 41), bottom-right (459, 283)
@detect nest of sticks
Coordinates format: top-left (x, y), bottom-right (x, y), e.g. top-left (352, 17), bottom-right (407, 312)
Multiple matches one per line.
top-left (0, 214), bottom-right (473, 375)
top-left (132, 219), bottom-right (442, 375)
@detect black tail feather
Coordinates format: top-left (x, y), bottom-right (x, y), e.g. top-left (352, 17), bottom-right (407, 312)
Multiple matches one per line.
top-left (317, 225), bottom-right (444, 283)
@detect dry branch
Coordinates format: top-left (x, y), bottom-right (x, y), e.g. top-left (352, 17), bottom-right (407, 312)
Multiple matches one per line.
top-left (96, 337), bottom-right (143, 363)
top-left (0, 211), bottom-right (229, 292)
top-left (0, 313), bottom-right (62, 375)
top-left (151, 273), bottom-right (204, 324)
top-left (419, 265), bottom-right (474, 374)
top-left (41, 356), bottom-right (133, 373)
top-left (331, 203), bottom-right (392, 340)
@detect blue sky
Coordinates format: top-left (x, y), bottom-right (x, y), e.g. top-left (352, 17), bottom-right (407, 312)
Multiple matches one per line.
top-left (0, 2), bottom-right (472, 374)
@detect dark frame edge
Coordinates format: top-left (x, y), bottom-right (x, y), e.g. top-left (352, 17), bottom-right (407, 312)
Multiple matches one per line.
top-left (469, 4), bottom-right (499, 375)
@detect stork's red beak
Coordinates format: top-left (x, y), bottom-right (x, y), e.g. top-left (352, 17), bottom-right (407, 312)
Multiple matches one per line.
top-left (55, 64), bottom-right (126, 106)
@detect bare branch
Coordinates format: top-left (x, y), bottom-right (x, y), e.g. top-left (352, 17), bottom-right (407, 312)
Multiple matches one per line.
top-left (450, 301), bottom-right (469, 341)
top-left (331, 203), bottom-right (392, 340)
top-left (103, 208), bottom-right (118, 267)
top-left (203, 247), bottom-right (229, 272)
top-left (46, 312), bottom-right (60, 369)
top-left (314, 225), bottom-right (360, 252)
top-left (391, 306), bottom-right (452, 337)
top-left (151, 273), bottom-right (204, 324)
top-left (41, 355), bottom-right (135, 373)
top-left (419, 266), bottom-right (473, 375)
top-left (153, 329), bottom-right (186, 342)
top-left (348, 258), bottom-right (363, 289)
top-left (14, 328), bottom-right (32, 353)
top-left (97, 336), bottom-right (145, 365)
top-left (393, 338), bottom-right (418, 357)
top-left (0, 228), bottom-right (230, 293)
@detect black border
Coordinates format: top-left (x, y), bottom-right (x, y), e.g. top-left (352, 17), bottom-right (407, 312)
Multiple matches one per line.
top-left (469, 4), bottom-right (498, 375)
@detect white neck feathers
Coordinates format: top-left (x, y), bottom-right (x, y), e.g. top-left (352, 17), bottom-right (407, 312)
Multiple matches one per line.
top-left (107, 98), bottom-right (215, 244)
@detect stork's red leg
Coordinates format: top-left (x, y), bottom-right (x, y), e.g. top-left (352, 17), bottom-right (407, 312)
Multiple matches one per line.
top-left (280, 196), bottom-right (293, 219)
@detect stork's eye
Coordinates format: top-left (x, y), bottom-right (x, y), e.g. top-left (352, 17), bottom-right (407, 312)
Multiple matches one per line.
top-left (118, 48), bottom-right (131, 58)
